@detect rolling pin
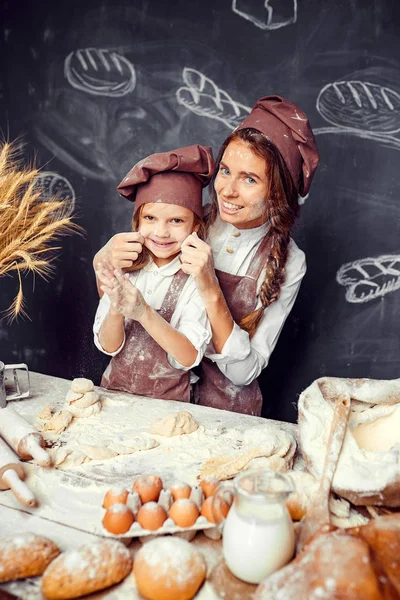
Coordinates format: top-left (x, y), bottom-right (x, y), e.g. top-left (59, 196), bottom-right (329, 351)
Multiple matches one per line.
top-left (0, 437), bottom-right (36, 507)
top-left (0, 405), bottom-right (51, 467)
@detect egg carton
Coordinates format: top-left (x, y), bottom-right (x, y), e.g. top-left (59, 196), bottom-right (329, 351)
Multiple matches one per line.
top-left (101, 514), bottom-right (219, 540)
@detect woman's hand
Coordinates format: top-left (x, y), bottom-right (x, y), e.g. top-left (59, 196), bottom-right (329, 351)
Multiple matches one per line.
top-left (93, 232), bottom-right (145, 271)
top-left (180, 233), bottom-right (219, 298)
top-left (101, 268), bottom-right (147, 321)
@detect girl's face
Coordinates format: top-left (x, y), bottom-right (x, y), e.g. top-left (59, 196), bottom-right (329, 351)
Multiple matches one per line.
top-left (138, 202), bottom-right (199, 267)
top-left (214, 139), bottom-right (270, 230)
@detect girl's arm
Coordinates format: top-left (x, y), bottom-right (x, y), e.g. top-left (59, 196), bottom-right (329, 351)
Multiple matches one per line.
top-left (93, 232), bottom-right (145, 297)
top-left (104, 270), bottom-right (198, 368)
top-left (180, 233), bottom-right (235, 353)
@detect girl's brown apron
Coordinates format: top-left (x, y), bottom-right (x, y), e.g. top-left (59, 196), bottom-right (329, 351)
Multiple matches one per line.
top-left (194, 236), bottom-right (271, 416)
top-left (101, 270), bottom-right (191, 402)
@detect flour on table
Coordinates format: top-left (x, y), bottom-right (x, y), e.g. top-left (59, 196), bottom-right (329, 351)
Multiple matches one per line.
top-left (150, 410), bottom-right (198, 437)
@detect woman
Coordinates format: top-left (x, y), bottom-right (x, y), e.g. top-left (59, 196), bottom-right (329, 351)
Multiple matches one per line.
top-left (94, 95), bottom-right (319, 415)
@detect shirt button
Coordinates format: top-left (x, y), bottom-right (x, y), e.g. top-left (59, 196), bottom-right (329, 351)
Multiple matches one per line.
top-left (153, 271), bottom-right (158, 276)
top-left (147, 290), bottom-right (153, 295)
top-left (225, 247), bottom-right (234, 253)
top-left (232, 231), bottom-right (241, 237)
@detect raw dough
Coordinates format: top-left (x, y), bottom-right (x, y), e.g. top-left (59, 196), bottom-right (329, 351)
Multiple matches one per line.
top-left (71, 377), bottom-right (94, 394)
top-left (37, 405), bottom-right (54, 421)
top-left (43, 410), bottom-right (73, 434)
top-left (68, 401), bottom-right (102, 418)
top-left (79, 445), bottom-right (118, 460)
top-left (352, 404), bottom-right (400, 452)
top-left (68, 390), bottom-right (100, 409)
top-left (65, 389), bottom-right (83, 403)
top-left (47, 447), bottom-right (91, 469)
top-left (150, 411), bottom-right (198, 437)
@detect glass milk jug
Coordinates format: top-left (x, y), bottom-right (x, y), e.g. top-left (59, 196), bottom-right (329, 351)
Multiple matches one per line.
top-left (212, 469), bottom-right (295, 584)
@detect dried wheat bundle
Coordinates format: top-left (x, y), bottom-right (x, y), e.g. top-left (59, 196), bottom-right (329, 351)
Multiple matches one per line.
top-left (0, 140), bottom-right (82, 320)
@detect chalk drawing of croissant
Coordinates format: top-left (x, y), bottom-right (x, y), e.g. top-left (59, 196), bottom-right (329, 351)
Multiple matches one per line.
top-left (337, 255), bottom-right (400, 303)
top-left (176, 68), bottom-right (250, 129)
top-left (64, 48), bottom-right (136, 97)
top-left (232, 0), bottom-right (297, 30)
top-left (314, 80), bottom-right (400, 151)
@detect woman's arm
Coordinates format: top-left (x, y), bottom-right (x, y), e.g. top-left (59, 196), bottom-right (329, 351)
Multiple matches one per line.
top-left (181, 235), bottom-right (306, 386)
top-left (93, 232), bottom-right (144, 297)
top-left (180, 232), bottom-right (235, 352)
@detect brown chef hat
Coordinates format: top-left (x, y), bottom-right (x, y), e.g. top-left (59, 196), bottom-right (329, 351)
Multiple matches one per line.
top-left (117, 144), bottom-right (215, 218)
top-left (237, 95), bottom-right (319, 197)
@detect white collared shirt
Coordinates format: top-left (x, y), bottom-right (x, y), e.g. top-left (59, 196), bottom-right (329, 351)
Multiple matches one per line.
top-left (205, 217), bottom-right (306, 386)
top-left (93, 256), bottom-right (212, 371)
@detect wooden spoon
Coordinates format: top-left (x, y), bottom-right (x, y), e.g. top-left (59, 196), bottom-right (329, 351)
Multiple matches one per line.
top-left (297, 393), bottom-right (351, 553)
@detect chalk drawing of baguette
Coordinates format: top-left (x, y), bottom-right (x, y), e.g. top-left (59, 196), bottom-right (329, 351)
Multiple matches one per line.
top-left (336, 255), bottom-right (400, 303)
top-left (64, 48), bottom-right (136, 97)
top-left (176, 68), bottom-right (250, 129)
top-left (232, 0), bottom-right (297, 30)
top-left (34, 171), bottom-right (76, 221)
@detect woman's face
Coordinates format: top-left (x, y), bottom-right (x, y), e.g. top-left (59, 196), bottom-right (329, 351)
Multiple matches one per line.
top-left (214, 139), bottom-right (270, 230)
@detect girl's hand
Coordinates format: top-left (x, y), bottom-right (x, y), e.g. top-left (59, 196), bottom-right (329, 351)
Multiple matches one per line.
top-left (94, 258), bottom-right (117, 290)
top-left (93, 232), bottom-right (145, 271)
top-left (101, 268), bottom-right (147, 321)
top-left (180, 233), bottom-right (219, 296)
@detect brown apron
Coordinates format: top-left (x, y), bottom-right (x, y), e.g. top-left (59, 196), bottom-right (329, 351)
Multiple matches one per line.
top-left (194, 236), bottom-right (272, 416)
top-left (101, 270), bottom-right (191, 402)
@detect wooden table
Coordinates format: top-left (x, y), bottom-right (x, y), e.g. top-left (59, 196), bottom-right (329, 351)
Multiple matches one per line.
top-left (0, 373), bottom-right (297, 600)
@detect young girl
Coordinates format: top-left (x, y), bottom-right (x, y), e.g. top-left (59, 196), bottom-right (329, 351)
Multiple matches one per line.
top-left (93, 144), bottom-right (214, 401)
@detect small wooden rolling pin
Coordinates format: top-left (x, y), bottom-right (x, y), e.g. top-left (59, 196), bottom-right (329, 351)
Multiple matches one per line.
top-left (0, 437), bottom-right (36, 507)
top-left (0, 405), bottom-right (51, 467)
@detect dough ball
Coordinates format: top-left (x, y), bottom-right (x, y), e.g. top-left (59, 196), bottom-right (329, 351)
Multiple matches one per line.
top-left (133, 537), bottom-right (206, 600)
top-left (70, 390), bottom-right (99, 409)
top-left (0, 533), bottom-right (60, 582)
top-left (65, 389), bottom-right (83, 404)
top-left (150, 411), bottom-right (198, 437)
top-left (41, 540), bottom-right (132, 599)
top-left (71, 377), bottom-right (94, 394)
top-left (79, 444), bottom-right (118, 460)
top-left (68, 400), bottom-right (101, 418)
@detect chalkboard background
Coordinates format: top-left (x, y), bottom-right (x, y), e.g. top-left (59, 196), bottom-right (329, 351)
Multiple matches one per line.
top-left (1, 0), bottom-right (399, 422)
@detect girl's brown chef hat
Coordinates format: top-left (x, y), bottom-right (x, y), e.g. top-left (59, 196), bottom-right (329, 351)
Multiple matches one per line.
top-left (117, 144), bottom-right (215, 218)
top-left (237, 95), bottom-right (319, 197)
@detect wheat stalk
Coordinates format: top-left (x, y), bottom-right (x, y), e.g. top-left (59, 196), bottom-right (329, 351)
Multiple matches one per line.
top-left (0, 140), bottom-right (83, 320)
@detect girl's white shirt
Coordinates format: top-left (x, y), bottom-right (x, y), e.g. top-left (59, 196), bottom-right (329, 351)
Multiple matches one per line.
top-left (93, 255), bottom-right (212, 371)
top-left (206, 216), bottom-right (306, 386)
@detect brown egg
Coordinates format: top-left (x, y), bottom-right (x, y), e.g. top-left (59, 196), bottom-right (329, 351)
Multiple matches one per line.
top-left (169, 499), bottom-right (199, 528)
top-left (102, 486), bottom-right (129, 509)
top-left (136, 501), bottom-right (167, 531)
top-left (200, 496), bottom-right (230, 524)
top-left (102, 503), bottom-right (134, 534)
top-left (169, 481), bottom-right (191, 501)
top-left (199, 477), bottom-right (219, 498)
top-left (133, 475), bottom-right (163, 504)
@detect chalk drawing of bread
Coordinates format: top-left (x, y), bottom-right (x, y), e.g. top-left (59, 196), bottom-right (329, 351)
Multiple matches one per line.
top-left (176, 68), bottom-right (250, 128)
top-left (34, 172), bottom-right (75, 220)
top-left (336, 255), bottom-right (400, 303)
top-left (317, 81), bottom-right (400, 134)
top-left (64, 48), bottom-right (136, 97)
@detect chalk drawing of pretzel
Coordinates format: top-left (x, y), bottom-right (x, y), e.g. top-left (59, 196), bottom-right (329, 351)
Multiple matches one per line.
top-left (336, 255), bottom-right (400, 303)
top-left (232, 0), bottom-right (297, 30)
top-left (176, 68), bottom-right (250, 129)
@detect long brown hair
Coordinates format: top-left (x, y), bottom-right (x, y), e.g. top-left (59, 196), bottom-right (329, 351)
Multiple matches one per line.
top-left (126, 204), bottom-right (206, 272)
top-left (206, 128), bottom-right (300, 337)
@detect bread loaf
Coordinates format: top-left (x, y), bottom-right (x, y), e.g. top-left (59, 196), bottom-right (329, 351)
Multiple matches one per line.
top-left (41, 539), bottom-right (132, 599)
top-left (0, 533), bottom-right (60, 582)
